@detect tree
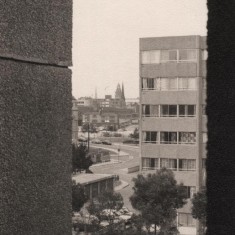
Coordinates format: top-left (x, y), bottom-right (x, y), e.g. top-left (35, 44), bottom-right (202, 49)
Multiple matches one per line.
top-left (129, 128), bottom-right (139, 140)
top-left (191, 188), bottom-right (207, 234)
top-left (87, 191), bottom-right (124, 230)
top-left (72, 143), bottom-right (93, 173)
top-left (130, 168), bottom-right (187, 235)
top-left (72, 181), bottom-right (88, 212)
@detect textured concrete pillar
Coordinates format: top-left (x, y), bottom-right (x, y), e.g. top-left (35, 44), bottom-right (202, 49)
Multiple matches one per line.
top-left (0, 1), bottom-right (72, 234)
top-left (207, 1), bottom-right (235, 234)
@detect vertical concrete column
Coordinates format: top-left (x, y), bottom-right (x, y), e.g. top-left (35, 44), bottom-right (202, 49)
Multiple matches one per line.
top-left (207, 1), bottom-right (235, 234)
top-left (0, 1), bottom-right (72, 235)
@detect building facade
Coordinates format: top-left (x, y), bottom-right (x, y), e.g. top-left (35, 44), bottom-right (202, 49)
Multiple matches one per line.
top-left (139, 36), bottom-right (207, 235)
top-left (83, 112), bottom-right (119, 131)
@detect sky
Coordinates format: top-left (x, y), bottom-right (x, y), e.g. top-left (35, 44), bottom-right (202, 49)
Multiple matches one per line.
top-left (72, 0), bottom-right (207, 99)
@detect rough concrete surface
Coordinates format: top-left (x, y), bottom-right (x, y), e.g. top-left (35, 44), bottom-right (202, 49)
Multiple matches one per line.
top-left (0, 0), bottom-right (72, 66)
top-left (0, 59), bottom-right (72, 235)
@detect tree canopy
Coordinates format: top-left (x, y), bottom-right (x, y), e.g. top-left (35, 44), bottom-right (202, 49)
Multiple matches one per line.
top-left (130, 168), bottom-right (187, 235)
top-left (191, 188), bottom-right (207, 234)
top-left (72, 181), bottom-right (88, 212)
top-left (72, 143), bottom-right (93, 173)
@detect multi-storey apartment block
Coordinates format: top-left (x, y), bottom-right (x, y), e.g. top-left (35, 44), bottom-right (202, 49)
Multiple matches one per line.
top-left (139, 36), bottom-right (207, 235)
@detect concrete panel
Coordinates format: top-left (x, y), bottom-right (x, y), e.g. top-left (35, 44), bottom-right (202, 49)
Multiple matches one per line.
top-left (142, 91), bottom-right (198, 104)
top-left (141, 144), bottom-right (160, 157)
top-left (140, 36), bottom-right (200, 50)
top-left (142, 118), bottom-right (197, 132)
top-left (0, 0), bottom-right (72, 66)
top-left (160, 145), bottom-right (197, 159)
top-left (141, 145), bottom-right (197, 159)
top-left (0, 59), bottom-right (72, 235)
top-left (175, 172), bottom-right (197, 186)
top-left (141, 63), bottom-right (197, 78)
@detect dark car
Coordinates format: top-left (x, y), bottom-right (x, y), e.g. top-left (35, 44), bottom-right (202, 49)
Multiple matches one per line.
top-left (102, 140), bottom-right (112, 145)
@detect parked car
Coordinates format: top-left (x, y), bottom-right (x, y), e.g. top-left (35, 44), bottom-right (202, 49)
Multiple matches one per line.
top-left (102, 140), bottom-right (112, 145)
top-left (91, 139), bottom-right (102, 144)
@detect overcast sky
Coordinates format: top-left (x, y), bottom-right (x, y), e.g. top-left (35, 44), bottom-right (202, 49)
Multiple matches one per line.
top-left (72, 0), bottom-right (207, 99)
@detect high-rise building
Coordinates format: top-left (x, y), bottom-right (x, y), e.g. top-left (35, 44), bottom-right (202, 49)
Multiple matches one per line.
top-left (139, 35), bottom-right (207, 235)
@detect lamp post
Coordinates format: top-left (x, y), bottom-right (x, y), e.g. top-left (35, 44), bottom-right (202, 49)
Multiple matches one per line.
top-left (117, 145), bottom-right (120, 163)
top-left (87, 122), bottom-right (90, 152)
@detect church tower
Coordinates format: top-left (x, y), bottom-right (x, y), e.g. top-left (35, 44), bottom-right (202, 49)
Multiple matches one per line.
top-left (115, 83), bottom-right (122, 99)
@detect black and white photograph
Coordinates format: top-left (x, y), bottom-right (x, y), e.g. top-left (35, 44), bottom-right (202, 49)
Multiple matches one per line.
top-left (1, 1), bottom-right (235, 235)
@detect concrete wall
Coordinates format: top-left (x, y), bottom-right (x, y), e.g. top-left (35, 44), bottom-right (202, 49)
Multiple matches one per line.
top-left (0, 1), bottom-right (72, 234)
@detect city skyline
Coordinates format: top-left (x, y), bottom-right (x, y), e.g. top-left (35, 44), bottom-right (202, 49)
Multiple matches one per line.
top-left (72, 0), bottom-right (207, 99)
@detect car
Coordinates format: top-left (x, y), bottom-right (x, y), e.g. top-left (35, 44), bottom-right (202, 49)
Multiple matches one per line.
top-left (91, 139), bottom-right (102, 144)
top-left (101, 140), bottom-right (112, 145)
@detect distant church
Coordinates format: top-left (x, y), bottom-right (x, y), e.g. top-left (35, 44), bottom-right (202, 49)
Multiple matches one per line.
top-left (115, 83), bottom-right (126, 108)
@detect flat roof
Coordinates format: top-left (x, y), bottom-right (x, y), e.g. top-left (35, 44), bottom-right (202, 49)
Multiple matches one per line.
top-left (72, 173), bottom-right (115, 185)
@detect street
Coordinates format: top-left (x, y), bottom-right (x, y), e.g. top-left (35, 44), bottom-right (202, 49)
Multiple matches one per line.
top-left (90, 143), bottom-right (140, 212)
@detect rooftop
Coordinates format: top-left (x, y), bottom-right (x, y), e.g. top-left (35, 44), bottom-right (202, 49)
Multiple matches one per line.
top-left (72, 173), bottom-right (115, 185)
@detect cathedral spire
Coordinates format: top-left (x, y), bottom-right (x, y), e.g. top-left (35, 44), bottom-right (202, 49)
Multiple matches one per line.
top-left (121, 82), bottom-right (125, 101)
top-left (115, 83), bottom-right (122, 99)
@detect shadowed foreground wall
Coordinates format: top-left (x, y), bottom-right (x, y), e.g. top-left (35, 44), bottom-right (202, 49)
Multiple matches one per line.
top-left (207, 0), bottom-right (235, 234)
top-left (0, 1), bottom-right (72, 234)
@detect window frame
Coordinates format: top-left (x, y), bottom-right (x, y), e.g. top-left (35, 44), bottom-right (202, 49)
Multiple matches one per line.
top-left (178, 132), bottom-right (196, 144)
top-left (142, 131), bottom-right (158, 144)
top-left (160, 132), bottom-right (178, 144)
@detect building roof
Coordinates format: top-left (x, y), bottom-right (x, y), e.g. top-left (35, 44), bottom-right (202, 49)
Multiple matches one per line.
top-left (72, 173), bottom-right (115, 185)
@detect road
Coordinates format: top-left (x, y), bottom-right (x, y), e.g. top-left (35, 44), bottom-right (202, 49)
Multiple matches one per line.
top-left (90, 143), bottom-right (140, 212)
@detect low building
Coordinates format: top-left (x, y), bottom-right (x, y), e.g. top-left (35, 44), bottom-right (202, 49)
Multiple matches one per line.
top-left (73, 174), bottom-right (116, 199)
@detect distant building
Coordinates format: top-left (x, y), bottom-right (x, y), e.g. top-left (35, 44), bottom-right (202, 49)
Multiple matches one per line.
top-left (77, 97), bottom-right (93, 107)
top-left (139, 35), bottom-right (207, 235)
top-left (72, 174), bottom-right (115, 199)
top-left (82, 112), bottom-right (119, 131)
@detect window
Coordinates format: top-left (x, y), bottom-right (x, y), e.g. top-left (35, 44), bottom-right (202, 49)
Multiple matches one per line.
top-left (203, 132), bottom-right (208, 143)
top-left (160, 105), bottom-right (177, 117)
top-left (202, 49), bottom-right (208, 60)
top-left (179, 132), bottom-right (196, 144)
top-left (142, 78), bottom-right (159, 90)
top-left (179, 105), bottom-right (196, 117)
top-left (142, 158), bottom-right (158, 170)
top-left (179, 49), bottom-right (197, 62)
top-left (181, 186), bottom-right (196, 198)
top-left (178, 213), bottom-right (196, 227)
top-left (202, 105), bottom-right (206, 115)
top-left (142, 105), bottom-right (159, 117)
top-left (160, 158), bottom-right (177, 170)
top-left (178, 78), bottom-right (197, 90)
top-left (142, 131), bottom-right (158, 143)
top-left (92, 182), bottom-right (99, 198)
top-left (160, 132), bottom-right (177, 144)
top-left (160, 50), bottom-right (177, 62)
top-left (100, 180), bottom-right (107, 193)
top-left (160, 78), bottom-right (177, 90)
top-left (141, 50), bottom-right (160, 64)
top-left (179, 159), bottom-right (196, 171)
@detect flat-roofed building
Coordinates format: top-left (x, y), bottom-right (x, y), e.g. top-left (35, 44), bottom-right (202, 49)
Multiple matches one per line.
top-left (139, 35), bottom-right (207, 235)
top-left (73, 174), bottom-right (115, 199)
